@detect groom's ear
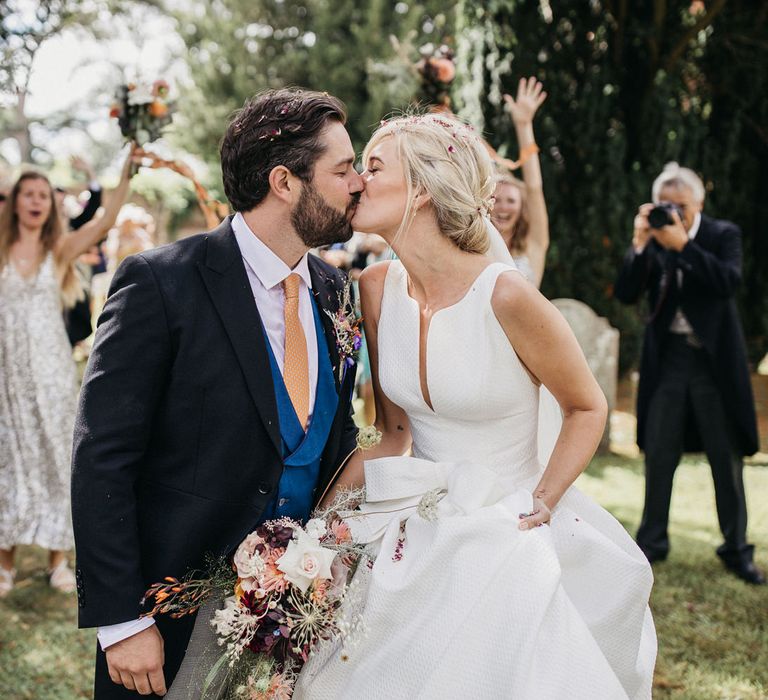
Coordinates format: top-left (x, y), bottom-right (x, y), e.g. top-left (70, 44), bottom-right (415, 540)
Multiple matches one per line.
top-left (268, 165), bottom-right (298, 204)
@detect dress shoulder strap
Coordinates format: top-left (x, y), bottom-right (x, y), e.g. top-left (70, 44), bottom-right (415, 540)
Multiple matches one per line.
top-left (380, 258), bottom-right (406, 305)
top-left (474, 261), bottom-right (523, 301)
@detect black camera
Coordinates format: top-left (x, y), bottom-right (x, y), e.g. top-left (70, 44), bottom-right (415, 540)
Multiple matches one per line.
top-left (647, 202), bottom-right (684, 229)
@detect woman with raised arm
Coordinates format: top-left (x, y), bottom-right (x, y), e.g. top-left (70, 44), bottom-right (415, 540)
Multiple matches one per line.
top-left (296, 114), bottom-right (655, 699)
top-left (491, 76), bottom-right (550, 288)
top-left (0, 147), bottom-right (135, 596)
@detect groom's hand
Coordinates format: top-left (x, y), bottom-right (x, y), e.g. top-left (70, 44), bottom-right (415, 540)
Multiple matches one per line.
top-left (106, 624), bottom-right (167, 696)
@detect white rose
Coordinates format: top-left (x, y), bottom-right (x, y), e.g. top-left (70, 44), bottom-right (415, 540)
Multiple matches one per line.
top-left (276, 531), bottom-right (337, 593)
top-left (305, 518), bottom-right (327, 540)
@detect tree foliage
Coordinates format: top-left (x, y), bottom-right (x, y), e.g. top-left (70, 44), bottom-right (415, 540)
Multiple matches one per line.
top-left (455, 0), bottom-right (768, 368)
top-left (0, 0), bottom-right (162, 164)
top-left (166, 0), bottom-right (454, 178)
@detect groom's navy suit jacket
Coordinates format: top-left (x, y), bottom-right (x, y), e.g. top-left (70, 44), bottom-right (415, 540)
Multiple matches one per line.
top-left (71, 217), bottom-right (358, 696)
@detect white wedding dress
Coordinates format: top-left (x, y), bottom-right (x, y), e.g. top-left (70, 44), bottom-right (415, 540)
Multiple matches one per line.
top-left (295, 260), bottom-right (656, 699)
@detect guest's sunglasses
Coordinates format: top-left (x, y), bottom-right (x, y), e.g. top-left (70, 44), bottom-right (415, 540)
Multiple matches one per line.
top-left (0, 194), bottom-right (6, 202)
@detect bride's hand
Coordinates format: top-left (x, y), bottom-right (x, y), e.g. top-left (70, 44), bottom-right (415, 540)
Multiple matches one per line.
top-left (518, 497), bottom-right (551, 530)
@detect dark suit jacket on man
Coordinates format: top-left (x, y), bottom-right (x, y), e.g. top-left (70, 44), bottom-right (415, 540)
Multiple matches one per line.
top-left (71, 217), bottom-right (358, 696)
top-left (614, 213), bottom-right (758, 456)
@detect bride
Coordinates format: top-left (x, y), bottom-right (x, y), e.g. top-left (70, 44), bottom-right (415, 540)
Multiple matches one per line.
top-left (294, 113), bottom-right (656, 699)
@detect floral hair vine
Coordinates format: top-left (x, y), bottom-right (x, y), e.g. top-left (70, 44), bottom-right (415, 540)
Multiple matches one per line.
top-left (476, 195), bottom-right (496, 216)
top-left (379, 115), bottom-right (479, 149)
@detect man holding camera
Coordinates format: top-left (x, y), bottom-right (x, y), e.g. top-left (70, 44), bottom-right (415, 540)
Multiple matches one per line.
top-left (615, 163), bottom-right (763, 585)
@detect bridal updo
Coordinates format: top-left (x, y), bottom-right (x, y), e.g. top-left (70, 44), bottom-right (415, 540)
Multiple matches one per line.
top-left (363, 112), bottom-right (495, 254)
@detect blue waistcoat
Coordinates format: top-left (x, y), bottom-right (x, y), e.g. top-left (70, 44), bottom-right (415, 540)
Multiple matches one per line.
top-left (260, 298), bottom-right (338, 523)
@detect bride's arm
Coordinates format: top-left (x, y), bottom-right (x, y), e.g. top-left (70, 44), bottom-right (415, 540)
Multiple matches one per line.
top-left (491, 271), bottom-right (608, 529)
top-left (320, 261), bottom-right (412, 505)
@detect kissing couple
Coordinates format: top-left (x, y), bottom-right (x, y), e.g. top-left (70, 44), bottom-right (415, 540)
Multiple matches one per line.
top-left (72, 88), bottom-right (656, 699)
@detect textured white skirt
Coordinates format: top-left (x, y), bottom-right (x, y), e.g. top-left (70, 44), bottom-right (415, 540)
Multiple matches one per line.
top-left (295, 456), bottom-right (656, 700)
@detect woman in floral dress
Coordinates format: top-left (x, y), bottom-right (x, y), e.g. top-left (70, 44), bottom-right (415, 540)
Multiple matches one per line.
top-left (0, 149), bottom-right (134, 596)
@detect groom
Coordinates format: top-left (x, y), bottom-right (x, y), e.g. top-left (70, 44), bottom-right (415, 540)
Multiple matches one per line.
top-left (71, 89), bottom-right (363, 698)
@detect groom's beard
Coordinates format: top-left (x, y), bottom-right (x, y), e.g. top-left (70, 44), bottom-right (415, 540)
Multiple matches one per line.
top-left (291, 183), bottom-right (358, 248)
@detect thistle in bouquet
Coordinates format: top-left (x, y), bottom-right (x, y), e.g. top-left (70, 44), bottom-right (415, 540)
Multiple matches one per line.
top-left (142, 508), bottom-right (369, 699)
top-left (110, 79), bottom-right (175, 148)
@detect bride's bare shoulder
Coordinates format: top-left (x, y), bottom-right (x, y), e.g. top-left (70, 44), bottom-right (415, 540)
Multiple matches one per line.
top-left (490, 267), bottom-right (558, 333)
top-left (490, 267), bottom-right (570, 350)
top-left (359, 259), bottom-right (392, 286)
top-left (359, 260), bottom-right (394, 299)
top-left (490, 268), bottom-right (540, 312)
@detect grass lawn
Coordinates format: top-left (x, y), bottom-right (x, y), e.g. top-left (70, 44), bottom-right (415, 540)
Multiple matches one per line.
top-left (1, 454), bottom-right (766, 699)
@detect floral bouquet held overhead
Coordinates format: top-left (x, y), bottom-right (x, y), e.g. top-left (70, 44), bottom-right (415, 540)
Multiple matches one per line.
top-left (415, 43), bottom-right (456, 112)
top-left (110, 79), bottom-right (175, 147)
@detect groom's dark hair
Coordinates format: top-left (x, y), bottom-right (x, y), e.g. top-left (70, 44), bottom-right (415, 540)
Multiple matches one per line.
top-left (220, 88), bottom-right (348, 212)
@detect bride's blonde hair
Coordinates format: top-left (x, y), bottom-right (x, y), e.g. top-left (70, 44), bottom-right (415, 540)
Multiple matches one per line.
top-left (363, 112), bottom-right (495, 254)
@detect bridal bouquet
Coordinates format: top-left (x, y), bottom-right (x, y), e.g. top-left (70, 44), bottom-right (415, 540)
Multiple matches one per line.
top-left (109, 79), bottom-right (175, 146)
top-left (143, 506), bottom-right (369, 699)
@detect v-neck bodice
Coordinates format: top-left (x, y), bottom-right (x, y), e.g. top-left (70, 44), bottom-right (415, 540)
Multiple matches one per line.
top-left (377, 260), bottom-right (541, 477)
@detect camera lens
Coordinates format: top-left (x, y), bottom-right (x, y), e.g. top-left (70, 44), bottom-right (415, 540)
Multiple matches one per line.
top-left (647, 206), bottom-right (671, 229)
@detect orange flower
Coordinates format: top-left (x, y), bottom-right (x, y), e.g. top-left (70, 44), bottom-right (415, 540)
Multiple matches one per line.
top-left (267, 673), bottom-right (295, 700)
top-left (432, 58), bottom-right (455, 83)
top-left (149, 101), bottom-right (168, 118)
top-left (330, 519), bottom-right (351, 544)
top-left (261, 563), bottom-right (288, 593)
top-left (260, 546), bottom-right (288, 593)
top-left (311, 579), bottom-right (329, 603)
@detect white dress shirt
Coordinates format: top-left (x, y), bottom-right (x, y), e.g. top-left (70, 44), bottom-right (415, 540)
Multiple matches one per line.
top-left (97, 212), bottom-right (319, 650)
top-left (231, 212), bottom-right (318, 412)
top-left (669, 212), bottom-right (700, 335)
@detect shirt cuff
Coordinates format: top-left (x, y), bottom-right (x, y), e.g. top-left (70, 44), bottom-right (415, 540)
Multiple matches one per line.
top-left (97, 616), bottom-right (155, 650)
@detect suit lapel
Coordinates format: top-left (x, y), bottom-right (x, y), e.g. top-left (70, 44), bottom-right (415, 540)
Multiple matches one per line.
top-left (197, 218), bottom-right (282, 455)
top-left (308, 255), bottom-right (343, 393)
top-left (693, 215), bottom-right (715, 250)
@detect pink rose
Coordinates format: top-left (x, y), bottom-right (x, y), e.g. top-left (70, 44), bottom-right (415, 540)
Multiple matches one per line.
top-left (233, 532), bottom-right (266, 579)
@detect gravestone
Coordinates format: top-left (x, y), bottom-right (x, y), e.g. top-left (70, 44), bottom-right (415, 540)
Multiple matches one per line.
top-left (551, 299), bottom-right (620, 453)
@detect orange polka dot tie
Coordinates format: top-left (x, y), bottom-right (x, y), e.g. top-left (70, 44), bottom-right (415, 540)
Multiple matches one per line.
top-left (282, 273), bottom-right (309, 430)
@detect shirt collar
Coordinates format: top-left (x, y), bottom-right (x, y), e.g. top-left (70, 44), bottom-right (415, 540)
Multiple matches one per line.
top-left (232, 212), bottom-right (312, 291)
top-left (688, 212), bottom-right (701, 241)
